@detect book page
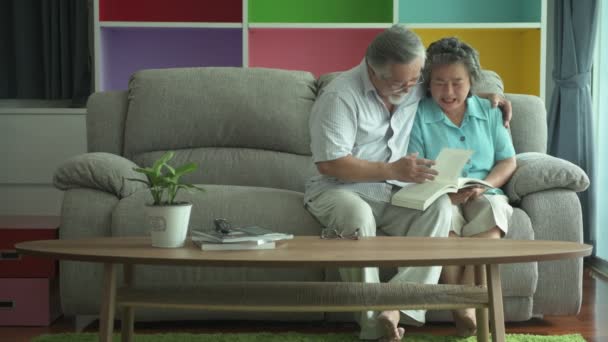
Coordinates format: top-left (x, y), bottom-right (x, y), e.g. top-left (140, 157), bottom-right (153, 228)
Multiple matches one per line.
top-left (434, 148), bottom-right (474, 183)
top-left (392, 181), bottom-right (457, 210)
top-left (457, 177), bottom-right (494, 189)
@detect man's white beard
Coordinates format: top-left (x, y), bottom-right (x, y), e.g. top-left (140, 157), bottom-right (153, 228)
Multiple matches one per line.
top-left (388, 92), bottom-right (408, 105)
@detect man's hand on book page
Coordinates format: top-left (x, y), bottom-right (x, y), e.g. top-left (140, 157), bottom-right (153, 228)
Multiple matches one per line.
top-left (390, 153), bottom-right (437, 183)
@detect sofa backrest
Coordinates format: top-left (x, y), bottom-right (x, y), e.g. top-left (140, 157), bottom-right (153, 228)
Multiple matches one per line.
top-left (86, 67), bottom-right (547, 193)
top-left (89, 67), bottom-right (319, 192)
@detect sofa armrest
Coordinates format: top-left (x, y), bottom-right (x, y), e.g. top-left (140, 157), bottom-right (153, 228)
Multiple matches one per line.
top-left (518, 189), bottom-right (584, 315)
top-left (53, 152), bottom-right (147, 199)
top-left (504, 152), bottom-right (589, 204)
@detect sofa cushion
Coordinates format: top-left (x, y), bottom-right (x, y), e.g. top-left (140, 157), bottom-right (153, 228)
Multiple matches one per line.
top-left (111, 184), bottom-right (325, 284)
top-left (54, 152), bottom-right (146, 198)
top-left (317, 69), bottom-right (504, 95)
top-left (124, 67), bottom-right (317, 159)
top-left (471, 70), bottom-right (504, 95)
top-left (112, 184), bottom-right (323, 237)
top-left (505, 152), bottom-right (590, 203)
top-left (131, 147), bottom-right (319, 193)
top-left (506, 94), bottom-right (548, 154)
top-left (500, 208), bottom-right (538, 297)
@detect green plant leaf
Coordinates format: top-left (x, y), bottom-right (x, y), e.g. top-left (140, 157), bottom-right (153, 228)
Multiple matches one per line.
top-left (174, 163), bottom-right (198, 177)
top-left (165, 164), bottom-right (176, 177)
top-left (125, 151), bottom-right (205, 204)
top-left (152, 151), bottom-right (174, 178)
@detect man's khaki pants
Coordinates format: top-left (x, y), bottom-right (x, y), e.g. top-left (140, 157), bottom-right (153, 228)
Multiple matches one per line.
top-left (306, 189), bottom-right (452, 340)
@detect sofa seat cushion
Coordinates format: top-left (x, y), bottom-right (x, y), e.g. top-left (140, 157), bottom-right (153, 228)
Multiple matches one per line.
top-left (500, 207), bottom-right (538, 297)
top-left (131, 147), bottom-right (319, 193)
top-left (112, 184), bottom-right (323, 237)
top-left (373, 207), bottom-right (537, 298)
top-left (110, 184), bottom-right (326, 285)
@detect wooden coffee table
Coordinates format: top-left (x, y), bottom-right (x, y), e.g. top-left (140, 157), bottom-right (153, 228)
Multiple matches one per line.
top-left (16, 236), bottom-right (591, 342)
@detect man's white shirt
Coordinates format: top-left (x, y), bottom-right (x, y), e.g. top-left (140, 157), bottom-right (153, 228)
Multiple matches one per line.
top-left (305, 59), bottom-right (423, 204)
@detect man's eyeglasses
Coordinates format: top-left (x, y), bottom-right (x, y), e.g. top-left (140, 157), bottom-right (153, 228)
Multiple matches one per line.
top-left (385, 74), bottom-right (425, 94)
top-left (320, 227), bottom-right (360, 240)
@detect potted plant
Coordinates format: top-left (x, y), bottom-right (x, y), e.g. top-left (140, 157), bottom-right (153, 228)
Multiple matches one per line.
top-left (129, 151), bottom-right (205, 248)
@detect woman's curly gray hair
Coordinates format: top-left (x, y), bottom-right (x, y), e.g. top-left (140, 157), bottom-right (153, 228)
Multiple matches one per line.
top-left (423, 37), bottom-right (481, 91)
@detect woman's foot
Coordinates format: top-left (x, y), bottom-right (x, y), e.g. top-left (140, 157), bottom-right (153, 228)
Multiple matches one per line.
top-left (452, 308), bottom-right (477, 337)
top-left (377, 310), bottom-right (405, 341)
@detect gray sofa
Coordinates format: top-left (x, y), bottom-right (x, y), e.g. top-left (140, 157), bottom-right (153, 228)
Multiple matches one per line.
top-left (54, 67), bottom-right (590, 325)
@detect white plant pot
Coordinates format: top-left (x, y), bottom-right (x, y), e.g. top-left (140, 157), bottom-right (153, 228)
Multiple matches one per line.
top-left (145, 203), bottom-right (192, 248)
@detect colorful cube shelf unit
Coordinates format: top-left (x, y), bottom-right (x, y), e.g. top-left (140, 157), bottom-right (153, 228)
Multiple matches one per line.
top-left (0, 216), bottom-right (61, 326)
top-left (94, 0), bottom-right (546, 98)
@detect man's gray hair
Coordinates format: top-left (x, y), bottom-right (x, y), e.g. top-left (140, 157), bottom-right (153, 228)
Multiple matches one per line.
top-left (423, 36), bottom-right (481, 88)
top-left (366, 24), bottom-right (426, 77)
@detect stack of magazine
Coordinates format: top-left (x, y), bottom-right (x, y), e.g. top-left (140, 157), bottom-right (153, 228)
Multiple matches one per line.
top-left (191, 225), bottom-right (294, 251)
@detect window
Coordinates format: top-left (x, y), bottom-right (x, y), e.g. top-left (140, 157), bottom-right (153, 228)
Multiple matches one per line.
top-left (593, 0), bottom-right (607, 262)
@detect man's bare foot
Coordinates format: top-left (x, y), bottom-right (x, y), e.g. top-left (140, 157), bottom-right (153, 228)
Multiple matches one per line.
top-left (377, 310), bottom-right (405, 341)
top-left (452, 308), bottom-right (477, 337)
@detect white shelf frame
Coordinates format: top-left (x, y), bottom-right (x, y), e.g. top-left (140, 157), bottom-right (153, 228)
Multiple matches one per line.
top-left (406, 23), bottom-right (542, 29)
top-left (90, 0), bottom-right (547, 96)
top-left (248, 23), bottom-right (393, 29)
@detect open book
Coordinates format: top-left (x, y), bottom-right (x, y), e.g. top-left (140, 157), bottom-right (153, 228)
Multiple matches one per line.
top-left (192, 238), bottom-right (276, 251)
top-left (191, 226), bottom-right (293, 244)
top-left (391, 148), bottom-right (494, 211)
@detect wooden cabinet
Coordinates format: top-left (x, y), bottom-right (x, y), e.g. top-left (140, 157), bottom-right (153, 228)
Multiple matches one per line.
top-left (94, 0), bottom-right (545, 97)
top-left (0, 216), bottom-right (61, 326)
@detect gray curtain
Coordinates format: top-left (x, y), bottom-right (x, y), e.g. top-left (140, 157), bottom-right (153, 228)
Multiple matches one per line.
top-left (0, 0), bottom-right (91, 105)
top-left (547, 0), bottom-right (598, 247)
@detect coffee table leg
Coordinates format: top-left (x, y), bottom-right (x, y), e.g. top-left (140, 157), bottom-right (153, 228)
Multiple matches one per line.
top-left (122, 263), bottom-right (135, 342)
top-left (475, 264), bottom-right (489, 342)
top-left (487, 264), bottom-right (506, 342)
top-left (99, 263), bottom-right (117, 342)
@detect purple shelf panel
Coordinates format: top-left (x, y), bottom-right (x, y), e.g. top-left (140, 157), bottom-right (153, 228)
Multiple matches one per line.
top-left (101, 27), bottom-right (242, 91)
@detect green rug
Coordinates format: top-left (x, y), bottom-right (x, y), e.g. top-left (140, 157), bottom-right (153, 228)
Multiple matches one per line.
top-left (32, 332), bottom-right (586, 342)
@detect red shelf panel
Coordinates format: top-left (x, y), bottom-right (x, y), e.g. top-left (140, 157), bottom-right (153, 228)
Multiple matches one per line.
top-left (99, 0), bottom-right (242, 22)
top-left (249, 28), bottom-right (383, 77)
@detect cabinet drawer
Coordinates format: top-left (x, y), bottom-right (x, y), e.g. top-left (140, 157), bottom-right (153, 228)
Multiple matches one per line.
top-left (0, 278), bottom-right (60, 326)
top-left (0, 216), bottom-right (59, 277)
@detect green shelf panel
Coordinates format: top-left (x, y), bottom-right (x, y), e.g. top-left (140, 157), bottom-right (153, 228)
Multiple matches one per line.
top-left (399, 0), bottom-right (541, 23)
top-left (249, 0), bottom-right (392, 23)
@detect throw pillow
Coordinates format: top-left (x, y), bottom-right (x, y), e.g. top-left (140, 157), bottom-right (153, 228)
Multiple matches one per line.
top-left (504, 152), bottom-right (590, 203)
top-left (54, 152), bottom-right (146, 198)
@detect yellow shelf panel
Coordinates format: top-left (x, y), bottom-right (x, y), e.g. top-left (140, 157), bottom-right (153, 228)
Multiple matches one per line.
top-left (413, 29), bottom-right (540, 96)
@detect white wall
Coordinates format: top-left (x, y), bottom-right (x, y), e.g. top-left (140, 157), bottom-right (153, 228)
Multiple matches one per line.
top-left (595, 0), bottom-right (608, 261)
top-left (0, 108), bottom-right (87, 216)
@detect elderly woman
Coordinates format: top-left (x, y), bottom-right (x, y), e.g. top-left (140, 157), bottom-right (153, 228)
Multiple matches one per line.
top-left (407, 37), bottom-right (517, 336)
